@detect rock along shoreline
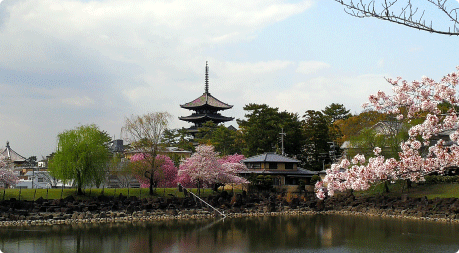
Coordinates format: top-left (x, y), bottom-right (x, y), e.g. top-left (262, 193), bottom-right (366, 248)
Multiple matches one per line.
top-left (1, 191), bottom-right (459, 227)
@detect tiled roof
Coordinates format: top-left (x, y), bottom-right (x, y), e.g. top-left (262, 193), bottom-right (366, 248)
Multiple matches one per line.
top-left (1, 142), bottom-right (26, 163)
top-left (239, 167), bottom-right (317, 176)
top-left (179, 113), bottom-right (234, 122)
top-left (181, 93), bottom-right (233, 110)
top-left (370, 121), bottom-right (403, 135)
top-left (242, 153), bottom-right (301, 163)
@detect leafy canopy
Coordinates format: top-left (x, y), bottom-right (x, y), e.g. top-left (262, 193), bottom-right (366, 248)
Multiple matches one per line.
top-left (49, 124), bottom-right (111, 194)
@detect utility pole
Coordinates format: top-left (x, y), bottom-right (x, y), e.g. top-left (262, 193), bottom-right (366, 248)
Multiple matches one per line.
top-left (279, 128), bottom-right (286, 156)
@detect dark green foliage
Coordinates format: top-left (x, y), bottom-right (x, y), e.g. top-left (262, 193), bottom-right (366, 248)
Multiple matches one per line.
top-left (194, 120), bottom-right (218, 143)
top-left (347, 121), bottom-right (409, 159)
top-left (247, 173), bottom-right (274, 192)
top-left (301, 110), bottom-right (332, 171)
top-left (211, 125), bottom-right (242, 156)
top-left (162, 128), bottom-right (194, 152)
top-left (162, 128), bottom-right (180, 146)
top-left (237, 104), bottom-right (304, 157)
top-left (49, 124), bottom-right (112, 195)
top-left (177, 128), bottom-right (194, 151)
top-left (421, 175), bottom-right (459, 185)
top-left (322, 103), bottom-right (351, 124)
top-left (193, 121), bottom-right (243, 155)
top-left (310, 175), bottom-right (321, 186)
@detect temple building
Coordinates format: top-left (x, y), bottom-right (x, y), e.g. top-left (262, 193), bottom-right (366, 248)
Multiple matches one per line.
top-left (179, 62), bottom-right (234, 135)
top-left (1, 141), bottom-right (26, 165)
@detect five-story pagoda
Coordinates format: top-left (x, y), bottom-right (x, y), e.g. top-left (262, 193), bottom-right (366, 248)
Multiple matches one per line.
top-left (179, 62), bottom-right (234, 135)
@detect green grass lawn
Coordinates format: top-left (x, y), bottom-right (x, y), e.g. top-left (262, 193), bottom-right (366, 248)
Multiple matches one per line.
top-left (0, 187), bottom-right (222, 201)
top-left (402, 183), bottom-right (459, 199)
top-left (3, 183), bottom-right (458, 201)
top-left (354, 181), bottom-right (459, 199)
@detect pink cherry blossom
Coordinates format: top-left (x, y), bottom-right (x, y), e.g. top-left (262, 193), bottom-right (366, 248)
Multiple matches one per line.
top-left (177, 145), bottom-right (248, 189)
top-left (0, 155), bottom-right (18, 187)
top-left (130, 153), bottom-right (178, 188)
top-left (316, 67), bottom-right (459, 199)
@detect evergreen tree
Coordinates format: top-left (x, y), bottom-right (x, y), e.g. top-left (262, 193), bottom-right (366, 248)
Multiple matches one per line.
top-left (301, 110), bottom-right (331, 171)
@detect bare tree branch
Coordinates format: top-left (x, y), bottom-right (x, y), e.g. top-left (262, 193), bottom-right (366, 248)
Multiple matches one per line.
top-left (334, 0), bottom-right (459, 35)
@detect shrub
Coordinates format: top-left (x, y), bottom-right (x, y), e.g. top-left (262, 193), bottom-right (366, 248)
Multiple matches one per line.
top-left (423, 175), bottom-right (459, 185)
top-left (310, 175), bottom-right (321, 185)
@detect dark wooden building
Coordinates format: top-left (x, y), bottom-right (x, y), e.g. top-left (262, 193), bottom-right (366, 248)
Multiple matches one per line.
top-left (240, 152), bottom-right (318, 190)
top-left (179, 62), bottom-right (233, 135)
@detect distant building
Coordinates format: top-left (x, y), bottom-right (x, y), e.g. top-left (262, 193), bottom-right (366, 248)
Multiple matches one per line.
top-left (340, 120), bottom-right (403, 159)
top-left (179, 62), bottom-right (234, 135)
top-left (369, 120), bottom-right (402, 136)
top-left (124, 146), bottom-right (192, 160)
top-left (1, 141), bottom-right (26, 165)
top-left (110, 139), bottom-right (125, 153)
top-left (240, 152), bottom-right (317, 191)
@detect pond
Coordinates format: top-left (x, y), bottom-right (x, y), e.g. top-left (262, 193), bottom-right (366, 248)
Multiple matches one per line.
top-left (1, 214), bottom-right (459, 253)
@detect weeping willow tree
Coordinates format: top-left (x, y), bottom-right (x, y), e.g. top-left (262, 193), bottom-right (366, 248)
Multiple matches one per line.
top-left (49, 124), bottom-right (111, 195)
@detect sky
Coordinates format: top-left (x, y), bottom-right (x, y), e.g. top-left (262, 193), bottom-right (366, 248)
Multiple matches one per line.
top-left (0, 0), bottom-right (458, 158)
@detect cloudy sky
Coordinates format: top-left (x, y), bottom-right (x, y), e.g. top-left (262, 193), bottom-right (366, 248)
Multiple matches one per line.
top-left (0, 0), bottom-right (458, 158)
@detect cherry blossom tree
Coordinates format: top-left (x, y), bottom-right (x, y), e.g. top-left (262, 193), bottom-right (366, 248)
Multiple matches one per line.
top-left (216, 154), bottom-right (249, 188)
top-left (177, 145), bottom-right (248, 194)
top-left (130, 154), bottom-right (178, 189)
top-left (316, 67), bottom-right (459, 199)
top-left (121, 112), bottom-right (172, 195)
top-left (0, 156), bottom-right (18, 188)
top-left (156, 155), bottom-right (178, 188)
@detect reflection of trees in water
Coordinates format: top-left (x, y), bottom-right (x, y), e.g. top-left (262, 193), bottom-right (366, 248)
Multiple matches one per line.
top-left (2, 215), bottom-right (459, 252)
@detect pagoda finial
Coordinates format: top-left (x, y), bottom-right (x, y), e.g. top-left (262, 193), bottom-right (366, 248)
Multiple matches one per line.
top-left (205, 61), bottom-right (209, 94)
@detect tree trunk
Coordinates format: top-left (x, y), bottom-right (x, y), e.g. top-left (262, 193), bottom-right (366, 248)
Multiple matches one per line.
top-left (384, 181), bottom-right (390, 193)
top-left (149, 172), bottom-right (154, 195)
top-left (406, 179), bottom-right (412, 189)
top-left (77, 171), bottom-right (84, 195)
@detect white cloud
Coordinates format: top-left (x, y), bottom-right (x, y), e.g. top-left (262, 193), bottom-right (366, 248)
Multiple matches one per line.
top-left (296, 61), bottom-right (330, 75)
top-left (244, 73), bottom-right (392, 116)
top-left (61, 96), bottom-right (95, 107)
top-left (0, 0), bottom-right (312, 69)
top-left (0, 0), bottom-right (313, 156)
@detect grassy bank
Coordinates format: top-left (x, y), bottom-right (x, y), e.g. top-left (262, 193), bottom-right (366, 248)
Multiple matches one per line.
top-left (356, 181), bottom-right (459, 199)
top-left (3, 183), bottom-right (459, 201)
top-left (0, 187), bottom-right (220, 201)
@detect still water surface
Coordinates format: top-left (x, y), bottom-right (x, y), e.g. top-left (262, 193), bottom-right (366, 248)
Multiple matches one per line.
top-left (1, 214), bottom-right (459, 253)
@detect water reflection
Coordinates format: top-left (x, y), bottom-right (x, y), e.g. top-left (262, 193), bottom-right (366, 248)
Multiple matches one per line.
top-left (1, 215), bottom-right (459, 252)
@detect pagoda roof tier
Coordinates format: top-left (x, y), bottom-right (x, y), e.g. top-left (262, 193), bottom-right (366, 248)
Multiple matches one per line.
top-left (180, 92), bottom-right (233, 111)
top-left (1, 141), bottom-right (26, 164)
top-left (179, 113), bottom-right (234, 123)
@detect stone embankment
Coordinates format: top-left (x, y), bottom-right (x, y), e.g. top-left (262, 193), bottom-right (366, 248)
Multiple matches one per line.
top-left (1, 191), bottom-right (459, 227)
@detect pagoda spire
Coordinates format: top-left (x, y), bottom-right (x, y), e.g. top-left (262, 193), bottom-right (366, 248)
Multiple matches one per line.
top-left (205, 61), bottom-right (209, 94)
top-left (179, 61), bottom-right (233, 136)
